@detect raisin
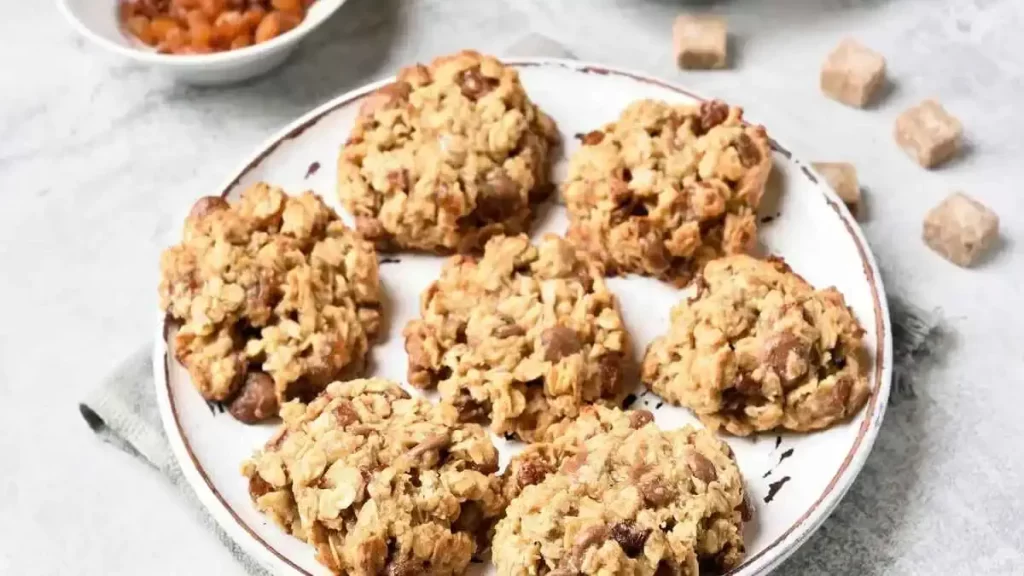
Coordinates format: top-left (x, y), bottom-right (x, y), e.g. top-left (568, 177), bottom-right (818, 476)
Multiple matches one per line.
top-left (630, 202), bottom-right (649, 217)
top-left (188, 196), bottom-right (230, 220)
top-left (763, 332), bottom-right (808, 382)
top-left (628, 409), bottom-right (654, 429)
top-left (735, 132), bottom-right (762, 167)
top-left (831, 347), bottom-right (848, 369)
top-left (733, 373), bottom-right (761, 395)
top-left (609, 522), bottom-right (650, 558)
top-left (638, 474), bottom-right (677, 506)
top-left (333, 401), bottom-right (361, 427)
top-left (698, 100), bottom-right (729, 134)
top-left (227, 371), bottom-right (278, 423)
top-left (248, 473), bottom-right (274, 499)
top-left (541, 325), bottom-right (582, 362)
top-left (455, 65), bottom-right (499, 100)
top-left (687, 452), bottom-right (718, 483)
top-left (515, 458), bottom-right (554, 488)
top-left (474, 169), bottom-right (522, 222)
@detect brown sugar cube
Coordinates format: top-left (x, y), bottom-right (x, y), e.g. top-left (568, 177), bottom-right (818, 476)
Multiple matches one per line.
top-left (812, 162), bottom-right (860, 211)
top-left (673, 15), bottom-right (727, 69)
top-left (820, 38), bottom-right (886, 107)
top-left (922, 193), bottom-right (999, 267)
top-left (895, 100), bottom-right (963, 168)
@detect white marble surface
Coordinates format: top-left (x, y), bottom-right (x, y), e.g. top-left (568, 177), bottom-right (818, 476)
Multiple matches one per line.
top-left (2, 0), bottom-right (1023, 574)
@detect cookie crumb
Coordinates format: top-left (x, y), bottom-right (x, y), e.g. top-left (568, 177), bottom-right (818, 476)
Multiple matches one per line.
top-left (673, 15), bottom-right (727, 69)
top-left (764, 476), bottom-right (791, 503)
top-left (820, 38), bottom-right (886, 108)
top-left (923, 192), bottom-right (999, 267)
top-left (895, 100), bottom-right (963, 168)
top-left (304, 161), bottom-right (321, 179)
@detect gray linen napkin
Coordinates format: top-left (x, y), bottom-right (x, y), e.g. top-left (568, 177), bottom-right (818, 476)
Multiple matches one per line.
top-left (79, 34), bottom-right (940, 575)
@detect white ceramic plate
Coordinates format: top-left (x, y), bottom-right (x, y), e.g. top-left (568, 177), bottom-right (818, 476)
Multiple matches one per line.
top-left (154, 59), bottom-right (892, 576)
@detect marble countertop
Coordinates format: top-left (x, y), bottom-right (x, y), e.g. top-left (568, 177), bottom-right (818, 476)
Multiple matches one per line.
top-left (2, 0), bottom-right (1022, 573)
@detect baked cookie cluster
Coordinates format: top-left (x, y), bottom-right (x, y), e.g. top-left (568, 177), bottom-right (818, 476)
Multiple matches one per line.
top-left (563, 99), bottom-right (772, 286)
top-left (155, 49), bottom-right (879, 576)
top-left (404, 234), bottom-right (630, 440)
top-left (338, 50), bottom-right (560, 253)
top-left (642, 255), bottom-right (870, 436)
top-left (159, 183), bottom-right (381, 422)
top-left (494, 406), bottom-right (748, 575)
top-left (242, 379), bottom-right (504, 575)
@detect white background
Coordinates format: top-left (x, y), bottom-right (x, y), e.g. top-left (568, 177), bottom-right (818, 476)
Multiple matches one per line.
top-left (2, 0), bottom-right (1022, 574)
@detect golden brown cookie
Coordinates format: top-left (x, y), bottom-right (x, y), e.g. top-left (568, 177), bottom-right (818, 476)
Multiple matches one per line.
top-left (159, 183), bottom-right (381, 422)
top-left (338, 50), bottom-right (559, 253)
top-left (564, 99), bottom-right (772, 286)
top-left (403, 234), bottom-right (630, 441)
top-left (642, 255), bottom-right (870, 436)
top-left (241, 379), bottom-right (504, 576)
top-left (493, 406), bottom-right (748, 575)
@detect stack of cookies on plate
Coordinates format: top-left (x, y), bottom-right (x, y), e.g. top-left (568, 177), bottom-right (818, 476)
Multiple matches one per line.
top-left (159, 51), bottom-right (871, 576)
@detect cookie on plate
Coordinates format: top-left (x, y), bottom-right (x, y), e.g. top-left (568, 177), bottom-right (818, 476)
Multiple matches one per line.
top-left (564, 99), bottom-right (772, 286)
top-left (338, 50), bottom-right (560, 253)
top-left (642, 255), bottom-right (870, 436)
top-left (493, 405), bottom-right (748, 575)
top-left (159, 183), bottom-right (381, 423)
top-left (403, 234), bottom-right (630, 441)
top-left (241, 378), bottom-right (504, 576)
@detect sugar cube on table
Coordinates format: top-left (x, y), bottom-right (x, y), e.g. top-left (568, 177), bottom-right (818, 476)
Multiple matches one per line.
top-left (820, 38), bottom-right (886, 108)
top-left (895, 100), bottom-right (963, 168)
top-left (812, 162), bottom-right (861, 212)
top-left (673, 15), bottom-right (727, 70)
top-left (922, 193), bottom-right (999, 267)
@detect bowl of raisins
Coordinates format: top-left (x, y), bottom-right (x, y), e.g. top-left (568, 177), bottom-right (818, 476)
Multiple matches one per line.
top-left (60, 0), bottom-right (347, 85)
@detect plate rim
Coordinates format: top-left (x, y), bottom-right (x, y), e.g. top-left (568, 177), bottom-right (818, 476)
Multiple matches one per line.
top-left (153, 57), bottom-right (893, 576)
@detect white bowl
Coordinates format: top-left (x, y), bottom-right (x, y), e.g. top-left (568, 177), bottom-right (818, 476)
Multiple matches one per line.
top-left (59, 0), bottom-right (348, 85)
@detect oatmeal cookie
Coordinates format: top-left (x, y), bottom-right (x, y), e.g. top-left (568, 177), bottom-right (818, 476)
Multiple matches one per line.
top-left (493, 405), bottom-right (748, 576)
top-left (403, 234), bottom-right (631, 441)
top-left (241, 378), bottom-right (504, 576)
top-left (642, 255), bottom-right (870, 436)
top-left (564, 99), bottom-right (772, 286)
top-left (159, 183), bottom-right (381, 422)
top-left (338, 50), bottom-right (560, 253)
